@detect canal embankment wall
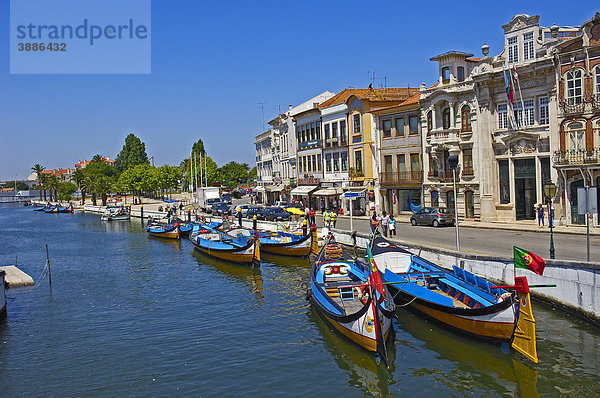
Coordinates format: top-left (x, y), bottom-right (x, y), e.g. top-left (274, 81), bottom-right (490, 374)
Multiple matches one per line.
top-left (78, 203), bottom-right (600, 325)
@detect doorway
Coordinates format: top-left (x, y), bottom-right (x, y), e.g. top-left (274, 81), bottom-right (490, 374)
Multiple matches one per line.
top-left (514, 159), bottom-right (536, 220)
top-left (570, 179), bottom-right (585, 225)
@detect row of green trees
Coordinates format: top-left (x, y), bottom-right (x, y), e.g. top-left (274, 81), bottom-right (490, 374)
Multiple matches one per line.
top-left (31, 134), bottom-right (256, 205)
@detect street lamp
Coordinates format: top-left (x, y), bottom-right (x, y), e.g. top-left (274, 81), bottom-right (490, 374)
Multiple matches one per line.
top-left (448, 155), bottom-right (460, 252)
top-left (544, 181), bottom-right (557, 259)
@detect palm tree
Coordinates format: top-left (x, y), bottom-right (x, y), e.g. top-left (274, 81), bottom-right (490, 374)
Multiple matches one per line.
top-left (31, 164), bottom-right (45, 200)
top-left (82, 175), bottom-right (97, 206)
top-left (94, 176), bottom-right (115, 206)
top-left (72, 169), bottom-right (86, 205)
top-left (39, 174), bottom-right (48, 201)
top-left (46, 175), bottom-right (61, 202)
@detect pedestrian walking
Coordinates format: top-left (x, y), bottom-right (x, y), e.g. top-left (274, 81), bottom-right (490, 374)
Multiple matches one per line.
top-left (380, 210), bottom-right (390, 237)
top-left (536, 204), bottom-right (544, 227)
top-left (370, 213), bottom-right (380, 234)
top-left (309, 208), bottom-right (316, 226)
top-left (388, 214), bottom-right (396, 237)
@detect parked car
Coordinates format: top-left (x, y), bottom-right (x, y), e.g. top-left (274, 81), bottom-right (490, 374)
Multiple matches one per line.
top-left (210, 202), bottom-right (231, 216)
top-left (246, 207), bottom-right (266, 220)
top-left (263, 207), bottom-right (291, 222)
top-left (233, 204), bottom-right (253, 216)
top-left (410, 207), bottom-right (454, 227)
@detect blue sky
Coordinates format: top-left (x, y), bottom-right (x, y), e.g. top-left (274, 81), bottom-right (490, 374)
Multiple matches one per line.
top-left (0, 0), bottom-right (597, 180)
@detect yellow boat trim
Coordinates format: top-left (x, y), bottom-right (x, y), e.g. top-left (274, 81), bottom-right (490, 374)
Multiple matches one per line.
top-left (322, 314), bottom-right (390, 352)
top-left (413, 303), bottom-right (515, 341)
top-left (511, 292), bottom-right (538, 363)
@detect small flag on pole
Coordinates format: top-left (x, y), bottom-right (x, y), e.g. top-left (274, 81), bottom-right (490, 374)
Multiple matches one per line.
top-left (514, 246), bottom-right (546, 276)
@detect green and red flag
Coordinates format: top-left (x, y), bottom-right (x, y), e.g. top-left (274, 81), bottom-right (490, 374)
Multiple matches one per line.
top-left (514, 246), bottom-right (546, 276)
top-left (366, 244), bottom-right (385, 298)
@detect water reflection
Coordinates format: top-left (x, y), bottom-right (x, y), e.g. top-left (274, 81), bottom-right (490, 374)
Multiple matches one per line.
top-left (394, 310), bottom-right (539, 396)
top-left (307, 305), bottom-right (395, 397)
top-left (191, 250), bottom-right (264, 301)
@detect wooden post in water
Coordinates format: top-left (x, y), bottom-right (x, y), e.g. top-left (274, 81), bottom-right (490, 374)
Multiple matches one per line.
top-left (140, 205), bottom-right (144, 226)
top-left (45, 244), bottom-right (52, 288)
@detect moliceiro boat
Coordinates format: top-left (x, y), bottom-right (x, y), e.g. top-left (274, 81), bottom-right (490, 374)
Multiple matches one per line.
top-left (309, 234), bottom-right (394, 366)
top-left (189, 224), bottom-right (260, 266)
top-left (370, 235), bottom-right (538, 363)
top-left (228, 226), bottom-right (318, 257)
top-left (146, 222), bottom-right (181, 239)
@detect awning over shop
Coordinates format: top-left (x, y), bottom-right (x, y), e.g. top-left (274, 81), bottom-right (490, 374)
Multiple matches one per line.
top-left (265, 184), bottom-right (285, 192)
top-left (290, 185), bottom-right (318, 196)
top-left (253, 186), bottom-right (265, 193)
top-left (313, 187), bottom-right (344, 197)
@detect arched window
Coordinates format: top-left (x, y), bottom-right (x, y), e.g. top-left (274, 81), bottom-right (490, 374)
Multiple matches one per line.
top-left (442, 108), bottom-right (451, 129)
top-left (565, 69), bottom-right (583, 105)
top-left (461, 106), bottom-right (471, 132)
top-left (565, 122), bottom-right (585, 154)
top-left (427, 111), bottom-right (433, 133)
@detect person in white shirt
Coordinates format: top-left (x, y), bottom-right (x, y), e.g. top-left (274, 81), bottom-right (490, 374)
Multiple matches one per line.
top-left (380, 211), bottom-right (390, 237)
top-left (388, 214), bottom-right (396, 237)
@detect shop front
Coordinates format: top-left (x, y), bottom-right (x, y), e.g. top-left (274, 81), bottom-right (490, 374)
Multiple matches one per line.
top-left (290, 185), bottom-right (318, 208)
top-left (313, 187), bottom-right (344, 213)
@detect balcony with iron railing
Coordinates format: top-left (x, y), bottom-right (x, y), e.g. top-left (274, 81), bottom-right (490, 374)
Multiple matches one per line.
top-left (428, 170), bottom-right (458, 182)
top-left (561, 98), bottom-right (585, 114)
top-left (426, 128), bottom-right (459, 145)
top-left (380, 171), bottom-right (422, 186)
top-left (553, 148), bottom-right (600, 166)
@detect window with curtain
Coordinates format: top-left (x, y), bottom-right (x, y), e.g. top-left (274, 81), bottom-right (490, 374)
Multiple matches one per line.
top-left (317, 154), bottom-right (322, 171)
top-left (508, 36), bottom-right (518, 63)
top-left (354, 150), bottom-right (362, 172)
top-left (463, 149), bottom-right (473, 174)
top-left (498, 103), bottom-right (508, 129)
top-left (324, 124), bottom-right (330, 140)
top-left (310, 122), bottom-right (315, 140)
top-left (341, 152), bottom-right (348, 171)
top-left (410, 153), bottom-right (420, 174)
top-left (539, 97), bottom-right (549, 125)
top-left (461, 106), bottom-right (471, 132)
top-left (523, 32), bottom-right (534, 60)
top-left (566, 122), bottom-right (585, 154)
top-left (395, 117), bottom-right (404, 137)
top-left (443, 108), bottom-right (451, 129)
top-left (397, 154), bottom-right (406, 173)
top-left (340, 120), bottom-right (346, 139)
top-left (523, 99), bottom-right (535, 126)
top-left (566, 69), bottom-right (583, 105)
top-left (333, 153), bottom-right (339, 172)
top-left (325, 153), bottom-right (332, 172)
top-left (353, 114), bottom-right (361, 134)
top-left (332, 122), bottom-right (338, 138)
top-left (409, 116), bottom-right (419, 135)
top-left (384, 155), bottom-right (393, 173)
top-left (382, 119), bottom-right (392, 138)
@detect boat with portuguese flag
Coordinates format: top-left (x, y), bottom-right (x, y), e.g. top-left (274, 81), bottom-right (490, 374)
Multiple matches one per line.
top-left (371, 235), bottom-right (545, 363)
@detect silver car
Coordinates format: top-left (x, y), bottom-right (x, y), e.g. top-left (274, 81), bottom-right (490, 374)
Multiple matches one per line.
top-left (410, 207), bottom-right (454, 227)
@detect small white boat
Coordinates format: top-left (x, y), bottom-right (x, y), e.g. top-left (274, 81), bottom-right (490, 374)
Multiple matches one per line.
top-left (101, 206), bottom-right (130, 221)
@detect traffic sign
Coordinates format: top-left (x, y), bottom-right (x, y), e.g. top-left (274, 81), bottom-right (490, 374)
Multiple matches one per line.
top-left (342, 191), bottom-right (365, 199)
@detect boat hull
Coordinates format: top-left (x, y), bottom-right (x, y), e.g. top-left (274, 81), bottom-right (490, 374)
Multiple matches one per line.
top-left (191, 237), bottom-right (257, 264)
top-left (147, 224), bottom-right (180, 239)
top-left (389, 286), bottom-right (517, 342)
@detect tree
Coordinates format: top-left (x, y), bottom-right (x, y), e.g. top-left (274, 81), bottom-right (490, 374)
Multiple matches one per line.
top-left (57, 182), bottom-right (78, 201)
top-left (115, 133), bottom-right (149, 173)
top-left (46, 175), bottom-right (61, 202)
top-left (156, 165), bottom-right (181, 199)
top-left (72, 169), bottom-right (86, 205)
top-left (248, 166), bottom-right (257, 181)
top-left (3, 181), bottom-right (29, 190)
top-left (31, 164), bottom-right (45, 200)
top-left (220, 161), bottom-right (249, 190)
top-left (94, 176), bottom-right (116, 206)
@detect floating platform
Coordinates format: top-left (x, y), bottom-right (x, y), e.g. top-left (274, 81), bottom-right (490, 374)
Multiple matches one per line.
top-left (0, 266), bottom-right (34, 288)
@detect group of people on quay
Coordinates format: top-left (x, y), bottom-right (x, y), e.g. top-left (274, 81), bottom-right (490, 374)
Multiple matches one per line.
top-left (370, 211), bottom-right (396, 237)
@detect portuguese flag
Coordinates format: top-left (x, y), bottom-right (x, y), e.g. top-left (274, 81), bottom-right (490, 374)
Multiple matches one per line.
top-left (514, 246), bottom-right (546, 276)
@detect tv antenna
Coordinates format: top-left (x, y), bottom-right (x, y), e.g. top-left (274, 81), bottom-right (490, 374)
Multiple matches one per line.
top-left (257, 102), bottom-right (266, 131)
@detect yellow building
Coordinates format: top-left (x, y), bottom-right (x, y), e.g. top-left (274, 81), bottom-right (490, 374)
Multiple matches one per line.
top-left (344, 88), bottom-right (419, 212)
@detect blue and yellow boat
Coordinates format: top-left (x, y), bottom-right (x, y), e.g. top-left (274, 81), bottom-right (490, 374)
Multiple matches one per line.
top-left (189, 224), bottom-right (260, 266)
top-left (147, 222), bottom-right (181, 239)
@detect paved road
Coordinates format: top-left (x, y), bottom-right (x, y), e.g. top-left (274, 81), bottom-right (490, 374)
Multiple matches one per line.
top-left (231, 198), bottom-right (598, 262)
top-left (322, 215), bottom-right (599, 262)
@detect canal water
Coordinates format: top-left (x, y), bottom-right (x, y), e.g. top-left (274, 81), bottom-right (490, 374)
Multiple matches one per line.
top-left (0, 205), bottom-right (599, 397)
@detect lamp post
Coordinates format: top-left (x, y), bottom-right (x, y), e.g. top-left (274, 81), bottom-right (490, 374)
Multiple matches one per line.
top-left (448, 155), bottom-right (460, 252)
top-left (544, 181), bottom-right (557, 259)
